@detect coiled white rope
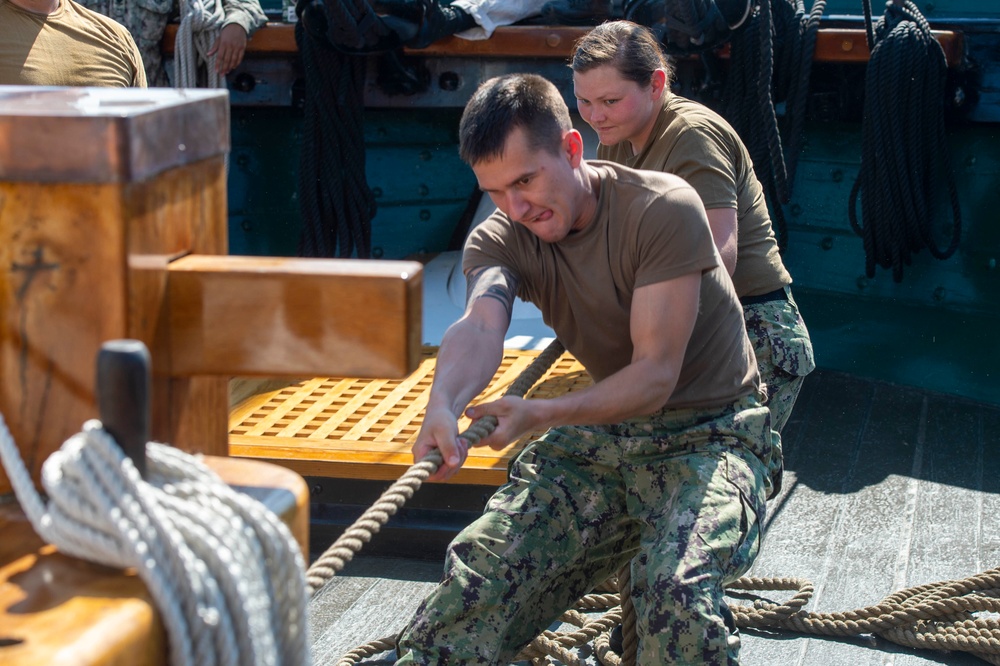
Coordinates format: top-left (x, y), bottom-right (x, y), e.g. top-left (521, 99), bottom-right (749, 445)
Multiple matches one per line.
top-left (0, 412), bottom-right (311, 666)
top-left (174, 0), bottom-right (226, 88)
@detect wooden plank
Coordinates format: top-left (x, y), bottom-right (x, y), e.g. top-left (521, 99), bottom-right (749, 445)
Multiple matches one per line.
top-left (0, 91), bottom-right (231, 494)
top-left (309, 556), bottom-right (442, 664)
top-left (166, 255), bottom-right (424, 379)
top-left (161, 24), bottom-right (963, 66)
top-left (0, 456), bottom-right (309, 666)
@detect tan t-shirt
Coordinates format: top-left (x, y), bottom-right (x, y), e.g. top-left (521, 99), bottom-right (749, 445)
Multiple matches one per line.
top-left (598, 95), bottom-right (788, 298)
top-left (464, 161), bottom-right (758, 411)
top-left (0, 0), bottom-right (146, 87)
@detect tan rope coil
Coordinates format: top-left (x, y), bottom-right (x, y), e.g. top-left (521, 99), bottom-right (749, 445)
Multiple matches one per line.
top-left (727, 570), bottom-right (1000, 665)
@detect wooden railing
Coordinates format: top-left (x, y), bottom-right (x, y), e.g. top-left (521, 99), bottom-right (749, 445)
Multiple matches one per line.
top-left (162, 23), bottom-right (964, 67)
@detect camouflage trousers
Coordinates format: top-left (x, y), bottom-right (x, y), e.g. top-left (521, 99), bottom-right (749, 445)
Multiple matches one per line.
top-left (396, 396), bottom-right (771, 665)
top-left (743, 287), bottom-right (815, 493)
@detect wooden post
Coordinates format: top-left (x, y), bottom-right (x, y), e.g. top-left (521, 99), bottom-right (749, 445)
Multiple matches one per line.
top-left (0, 85), bottom-right (422, 494)
top-left (0, 85), bottom-right (421, 666)
top-left (0, 86), bottom-right (232, 493)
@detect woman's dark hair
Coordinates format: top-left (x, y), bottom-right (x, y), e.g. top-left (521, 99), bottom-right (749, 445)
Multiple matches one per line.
top-left (570, 20), bottom-right (674, 89)
top-left (459, 73), bottom-right (572, 166)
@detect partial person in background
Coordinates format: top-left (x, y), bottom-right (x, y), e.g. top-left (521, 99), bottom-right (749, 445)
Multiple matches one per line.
top-left (77, 0), bottom-right (266, 86)
top-left (0, 0), bottom-right (146, 86)
top-left (572, 19), bottom-right (815, 494)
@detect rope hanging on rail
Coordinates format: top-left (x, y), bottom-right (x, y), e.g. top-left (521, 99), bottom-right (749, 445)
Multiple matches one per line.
top-left (0, 415), bottom-right (311, 666)
top-left (720, 0), bottom-right (826, 251)
top-left (174, 0), bottom-right (226, 89)
top-left (849, 0), bottom-right (962, 282)
top-left (294, 2), bottom-right (380, 258)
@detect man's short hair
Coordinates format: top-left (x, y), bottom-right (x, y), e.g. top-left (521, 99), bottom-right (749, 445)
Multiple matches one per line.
top-left (459, 73), bottom-right (573, 166)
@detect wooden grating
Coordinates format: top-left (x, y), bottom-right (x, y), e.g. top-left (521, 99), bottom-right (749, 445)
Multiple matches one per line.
top-left (229, 347), bottom-right (591, 486)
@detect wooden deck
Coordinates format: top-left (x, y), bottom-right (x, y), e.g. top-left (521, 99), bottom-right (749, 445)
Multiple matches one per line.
top-left (307, 368), bottom-right (1000, 665)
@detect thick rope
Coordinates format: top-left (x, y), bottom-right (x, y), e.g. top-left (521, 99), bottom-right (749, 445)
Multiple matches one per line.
top-left (617, 564), bottom-right (638, 666)
top-left (727, 572), bottom-right (1000, 665)
top-left (720, 0), bottom-right (826, 251)
top-left (848, 0), bottom-right (962, 282)
top-left (174, 0), bottom-right (225, 89)
top-left (307, 338), bottom-right (568, 596)
top-left (0, 414), bottom-right (310, 666)
top-left (294, 9), bottom-right (375, 258)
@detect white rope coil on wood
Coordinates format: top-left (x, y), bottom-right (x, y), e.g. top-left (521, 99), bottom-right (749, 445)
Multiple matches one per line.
top-left (175, 0), bottom-right (226, 88)
top-left (0, 412), bottom-right (310, 666)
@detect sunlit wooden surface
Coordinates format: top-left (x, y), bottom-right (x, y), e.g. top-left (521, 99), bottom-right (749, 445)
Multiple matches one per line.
top-left (229, 347), bottom-right (591, 486)
top-left (167, 255), bottom-right (422, 379)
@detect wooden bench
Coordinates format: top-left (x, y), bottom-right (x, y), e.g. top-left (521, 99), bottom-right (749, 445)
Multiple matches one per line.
top-left (229, 346), bottom-right (592, 486)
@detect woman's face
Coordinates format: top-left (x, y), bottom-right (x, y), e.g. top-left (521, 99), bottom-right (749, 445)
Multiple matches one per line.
top-left (573, 64), bottom-right (665, 152)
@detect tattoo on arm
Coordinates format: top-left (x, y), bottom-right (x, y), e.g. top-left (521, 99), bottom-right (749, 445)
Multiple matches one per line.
top-left (465, 265), bottom-right (519, 324)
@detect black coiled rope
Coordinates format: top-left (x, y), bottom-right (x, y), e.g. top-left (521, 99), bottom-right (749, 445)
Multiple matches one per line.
top-left (721, 0), bottom-right (825, 251)
top-left (295, 15), bottom-right (375, 258)
top-left (848, 0), bottom-right (962, 282)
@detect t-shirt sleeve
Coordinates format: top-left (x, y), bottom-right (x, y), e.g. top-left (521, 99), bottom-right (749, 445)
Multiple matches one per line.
top-left (661, 126), bottom-right (737, 211)
top-left (632, 181), bottom-right (720, 289)
top-left (462, 214), bottom-right (520, 274)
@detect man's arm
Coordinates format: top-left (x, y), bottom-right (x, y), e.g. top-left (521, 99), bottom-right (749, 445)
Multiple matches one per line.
top-left (209, 0), bottom-right (267, 74)
top-left (466, 271), bottom-right (701, 446)
top-left (706, 208), bottom-right (738, 275)
top-left (413, 264), bottom-right (517, 481)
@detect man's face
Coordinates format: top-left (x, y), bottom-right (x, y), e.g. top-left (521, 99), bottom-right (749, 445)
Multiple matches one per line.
top-left (472, 126), bottom-right (590, 243)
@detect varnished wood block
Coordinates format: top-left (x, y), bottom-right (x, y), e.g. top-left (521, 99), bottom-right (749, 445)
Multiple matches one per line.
top-left (167, 255), bottom-right (423, 379)
top-left (229, 347), bottom-right (592, 486)
top-left (0, 88), bottom-right (232, 494)
top-left (0, 455), bottom-right (309, 666)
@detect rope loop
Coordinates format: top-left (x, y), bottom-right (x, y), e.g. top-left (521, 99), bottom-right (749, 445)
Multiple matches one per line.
top-left (0, 413), bottom-right (310, 666)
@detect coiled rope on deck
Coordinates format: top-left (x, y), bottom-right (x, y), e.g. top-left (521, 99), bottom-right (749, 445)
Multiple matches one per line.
top-left (848, 0), bottom-right (962, 282)
top-left (0, 414), bottom-right (310, 666)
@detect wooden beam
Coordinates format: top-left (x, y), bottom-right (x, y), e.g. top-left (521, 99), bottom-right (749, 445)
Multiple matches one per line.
top-left (166, 254), bottom-right (423, 379)
top-left (161, 23), bottom-right (964, 67)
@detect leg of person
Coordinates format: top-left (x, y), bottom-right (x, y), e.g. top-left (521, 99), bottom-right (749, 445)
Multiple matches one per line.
top-left (621, 397), bottom-right (771, 665)
top-left (743, 288), bottom-right (815, 433)
top-left (396, 428), bottom-right (638, 665)
top-left (743, 287), bottom-right (815, 494)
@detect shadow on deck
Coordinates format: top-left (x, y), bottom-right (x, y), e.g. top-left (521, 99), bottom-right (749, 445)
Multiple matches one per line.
top-left (308, 368), bottom-right (1000, 665)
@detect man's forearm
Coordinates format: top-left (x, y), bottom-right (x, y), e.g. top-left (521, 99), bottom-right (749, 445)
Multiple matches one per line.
top-left (428, 317), bottom-right (506, 418)
top-left (531, 358), bottom-right (679, 430)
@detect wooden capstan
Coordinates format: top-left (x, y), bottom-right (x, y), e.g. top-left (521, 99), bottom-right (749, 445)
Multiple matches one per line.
top-left (0, 85), bottom-right (423, 494)
top-left (0, 85), bottom-right (422, 665)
